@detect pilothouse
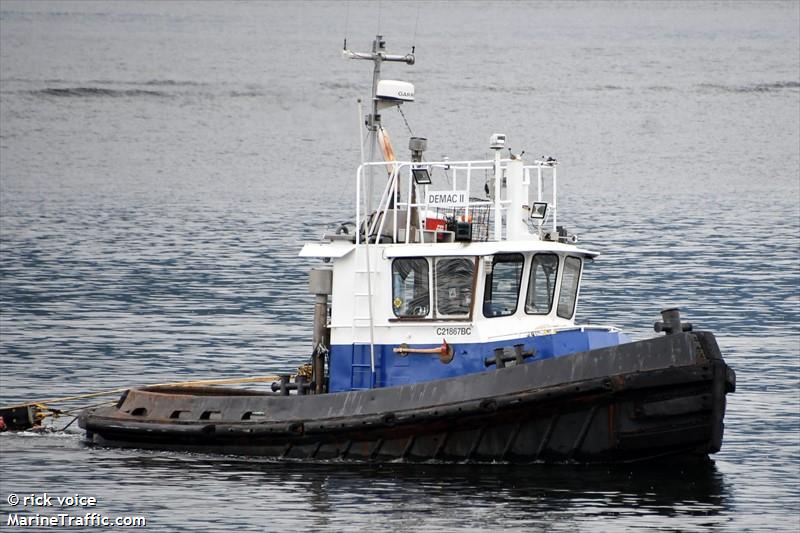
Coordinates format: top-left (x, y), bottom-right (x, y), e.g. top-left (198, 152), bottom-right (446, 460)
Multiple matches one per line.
top-left (306, 36), bottom-right (626, 392)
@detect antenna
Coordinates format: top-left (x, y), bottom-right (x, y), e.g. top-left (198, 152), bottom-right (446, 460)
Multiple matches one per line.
top-left (344, 36), bottom-right (416, 229)
top-left (343, 35), bottom-right (415, 132)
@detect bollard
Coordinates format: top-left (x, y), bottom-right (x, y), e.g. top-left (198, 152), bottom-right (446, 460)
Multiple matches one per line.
top-left (513, 344), bottom-right (525, 364)
top-left (654, 307), bottom-right (693, 335)
top-left (271, 375), bottom-right (292, 396)
top-left (493, 348), bottom-right (506, 368)
top-left (484, 346), bottom-right (536, 368)
top-left (296, 375), bottom-right (308, 396)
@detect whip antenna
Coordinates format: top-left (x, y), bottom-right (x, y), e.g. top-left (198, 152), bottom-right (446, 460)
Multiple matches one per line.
top-left (412, 3), bottom-right (420, 52)
top-left (342, 1), bottom-right (350, 50)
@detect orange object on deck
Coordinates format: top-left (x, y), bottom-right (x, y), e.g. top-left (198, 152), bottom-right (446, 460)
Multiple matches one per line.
top-left (425, 218), bottom-right (446, 231)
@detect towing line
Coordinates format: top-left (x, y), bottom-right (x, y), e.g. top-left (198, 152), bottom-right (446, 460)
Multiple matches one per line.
top-left (0, 374), bottom-right (286, 432)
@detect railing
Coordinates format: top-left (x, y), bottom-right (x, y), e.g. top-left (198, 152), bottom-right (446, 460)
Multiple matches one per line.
top-left (355, 158), bottom-right (559, 245)
top-left (524, 161), bottom-right (559, 234)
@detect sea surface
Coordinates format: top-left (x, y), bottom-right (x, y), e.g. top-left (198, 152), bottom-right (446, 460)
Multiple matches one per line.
top-left (1, 1), bottom-right (798, 531)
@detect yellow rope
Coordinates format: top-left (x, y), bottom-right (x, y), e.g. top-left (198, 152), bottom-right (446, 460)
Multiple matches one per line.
top-left (296, 363), bottom-right (313, 380)
top-left (62, 400), bottom-right (117, 416)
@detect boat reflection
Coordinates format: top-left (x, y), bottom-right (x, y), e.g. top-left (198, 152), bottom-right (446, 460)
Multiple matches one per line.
top-left (99, 452), bottom-right (729, 530)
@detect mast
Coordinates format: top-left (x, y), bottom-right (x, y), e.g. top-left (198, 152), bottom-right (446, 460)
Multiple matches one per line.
top-left (344, 36), bottom-right (415, 216)
top-left (344, 35), bottom-right (415, 134)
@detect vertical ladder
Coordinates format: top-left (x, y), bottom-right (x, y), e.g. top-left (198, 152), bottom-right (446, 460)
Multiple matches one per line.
top-left (350, 245), bottom-right (377, 390)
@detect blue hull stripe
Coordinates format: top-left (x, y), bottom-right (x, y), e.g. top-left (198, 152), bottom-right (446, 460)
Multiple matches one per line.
top-left (329, 329), bottom-right (630, 392)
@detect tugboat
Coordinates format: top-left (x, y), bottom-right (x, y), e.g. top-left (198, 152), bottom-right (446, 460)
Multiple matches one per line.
top-left (79, 36), bottom-right (735, 463)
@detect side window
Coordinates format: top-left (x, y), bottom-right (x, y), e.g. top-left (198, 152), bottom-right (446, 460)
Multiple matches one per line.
top-left (392, 258), bottom-right (429, 317)
top-left (557, 256), bottom-right (582, 319)
top-left (435, 257), bottom-right (475, 317)
top-left (526, 253), bottom-right (559, 315)
top-left (483, 253), bottom-right (524, 318)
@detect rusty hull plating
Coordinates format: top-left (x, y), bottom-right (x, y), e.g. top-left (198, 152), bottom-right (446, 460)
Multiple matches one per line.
top-left (79, 331), bottom-right (735, 463)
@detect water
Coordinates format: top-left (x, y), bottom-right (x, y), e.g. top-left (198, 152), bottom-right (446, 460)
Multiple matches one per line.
top-left (1, 1), bottom-right (798, 531)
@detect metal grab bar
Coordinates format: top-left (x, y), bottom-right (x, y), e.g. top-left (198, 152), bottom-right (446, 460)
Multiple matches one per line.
top-left (393, 341), bottom-right (454, 364)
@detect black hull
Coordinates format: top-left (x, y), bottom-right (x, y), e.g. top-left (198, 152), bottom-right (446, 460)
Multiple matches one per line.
top-left (79, 331), bottom-right (735, 463)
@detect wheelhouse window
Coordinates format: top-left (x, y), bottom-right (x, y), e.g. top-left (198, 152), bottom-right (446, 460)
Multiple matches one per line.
top-left (483, 253), bottom-right (524, 318)
top-left (557, 256), bottom-right (582, 319)
top-left (392, 258), bottom-right (429, 317)
top-left (526, 253), bottom-right (559, 315)
top-left (435, 257), bottom-right (475, 317)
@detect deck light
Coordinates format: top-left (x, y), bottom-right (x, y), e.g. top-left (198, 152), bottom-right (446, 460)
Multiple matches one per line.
top-left (412, 167), bottom-right (432, 185)
top-left (530, 202), bottom-right (548, 220)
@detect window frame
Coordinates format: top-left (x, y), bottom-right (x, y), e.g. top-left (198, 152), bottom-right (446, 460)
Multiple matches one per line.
top-left (525, 253), bottom-right (560, 316)
top-left (556, 255), bottom-right (583, 319)
top-left (389, 256), bottom-right (478, 322)
top-left (482, 253), bottom-right (525, 319)
top-left (433, 256), bottom-right (477, 319)
top-left (391, 257), bottom-right (431, 319)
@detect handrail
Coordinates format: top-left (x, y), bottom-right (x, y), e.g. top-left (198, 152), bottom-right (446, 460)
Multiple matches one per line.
top-left (355, 158), bottom-right (559, 244)
top-left (531, 324), bottom-right (622, 335)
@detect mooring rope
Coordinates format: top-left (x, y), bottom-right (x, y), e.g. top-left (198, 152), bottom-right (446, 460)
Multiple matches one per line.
top-left (0, 374), bottom-right (286, 412)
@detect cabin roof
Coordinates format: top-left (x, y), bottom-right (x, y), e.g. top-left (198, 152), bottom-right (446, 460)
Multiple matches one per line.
top-left (383, 240), bottom-right (598, 259)
top-left (299, 240), bottom-right (598, 259)
top-left (299, 241), bottom-right (356, 258)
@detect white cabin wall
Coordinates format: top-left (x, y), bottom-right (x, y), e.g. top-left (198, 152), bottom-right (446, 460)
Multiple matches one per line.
top-left (330, 246), bottom-right (579, 348)
top-left (329, 251), bottom-right (356, 346)
top-left (331, 244), bottom-right (397, 346)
